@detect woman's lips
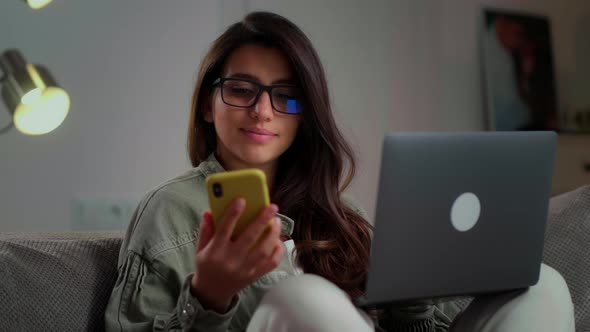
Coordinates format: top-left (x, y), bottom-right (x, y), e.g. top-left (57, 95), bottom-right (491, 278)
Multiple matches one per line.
top-left (240, 128), bottom-right (277, 143)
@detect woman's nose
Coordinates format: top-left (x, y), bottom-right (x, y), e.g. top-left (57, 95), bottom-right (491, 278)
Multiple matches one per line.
top-left (252, 91), bottom-right (274, 121)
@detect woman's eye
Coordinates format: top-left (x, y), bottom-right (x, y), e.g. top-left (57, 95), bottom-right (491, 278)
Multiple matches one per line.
top-left (275, 93), bottom-right (297, 101)
top-left (230, 87), bottom-right (255, 96)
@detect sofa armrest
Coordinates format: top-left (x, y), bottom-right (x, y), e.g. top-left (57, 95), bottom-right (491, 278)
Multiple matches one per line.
top-left (0, 231), bottom-right (123, 331)
top-left (543, 185), bottom-right (590, 331)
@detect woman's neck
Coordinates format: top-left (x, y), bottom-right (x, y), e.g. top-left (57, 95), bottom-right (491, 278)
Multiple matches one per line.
top-left (215, 152), bottom-right (277, 192)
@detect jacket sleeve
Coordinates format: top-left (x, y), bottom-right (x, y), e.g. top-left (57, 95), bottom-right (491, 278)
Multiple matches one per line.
top-left (104, 187), bottom-right (240, 332)
top-left (105, 250), bottom-right (240, 332)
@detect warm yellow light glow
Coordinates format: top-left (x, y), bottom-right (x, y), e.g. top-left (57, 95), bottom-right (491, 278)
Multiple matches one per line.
top-left (27, 0), bottom-right (53, 9)
top-left (21, 88), bottom-right (42, 105)
top-left (14, 87), bottom-right (70, 135)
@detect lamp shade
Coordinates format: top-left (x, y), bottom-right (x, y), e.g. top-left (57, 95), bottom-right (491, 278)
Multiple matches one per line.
top-left (0, 49), bottom-right (70, 135)
top-left (25, 0), bottom-right (53, 10)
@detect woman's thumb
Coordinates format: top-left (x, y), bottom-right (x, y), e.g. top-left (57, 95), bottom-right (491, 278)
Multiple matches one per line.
top-left (196, 211), bottom-right (215, 252)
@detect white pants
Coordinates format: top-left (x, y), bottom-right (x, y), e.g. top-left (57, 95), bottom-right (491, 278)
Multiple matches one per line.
top-left (246, 264), bottom-right (575, 332)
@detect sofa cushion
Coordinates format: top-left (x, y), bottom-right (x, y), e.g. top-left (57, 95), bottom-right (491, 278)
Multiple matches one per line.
top-left (0, 232), bottom-right (123, 331)
top-left (543, 185), bottom-right (590, 331)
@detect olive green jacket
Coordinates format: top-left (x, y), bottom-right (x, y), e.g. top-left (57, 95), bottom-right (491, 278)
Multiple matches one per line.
top-left (104, 154), bottom-right (461, 331)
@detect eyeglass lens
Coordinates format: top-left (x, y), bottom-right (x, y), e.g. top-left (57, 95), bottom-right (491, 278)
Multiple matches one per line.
top-left (221, 79), bottom-right (302, 114)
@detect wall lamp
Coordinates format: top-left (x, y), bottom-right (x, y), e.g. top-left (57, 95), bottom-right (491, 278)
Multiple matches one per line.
top-left (0, 49), bottom-right (70, 136)
top-left (24, 0), bottom-right (53, 10)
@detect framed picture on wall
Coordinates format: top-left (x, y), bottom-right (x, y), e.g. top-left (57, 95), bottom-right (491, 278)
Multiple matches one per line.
top-left (481, 9), bottom-right (559, 131)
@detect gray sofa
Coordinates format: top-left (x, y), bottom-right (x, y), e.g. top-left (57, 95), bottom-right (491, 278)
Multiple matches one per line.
top-left (1, 186), bottom-right (589, 331)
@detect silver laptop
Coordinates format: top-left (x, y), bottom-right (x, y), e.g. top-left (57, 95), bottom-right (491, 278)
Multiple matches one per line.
top-left (355, 131), bottom-right (556, 308)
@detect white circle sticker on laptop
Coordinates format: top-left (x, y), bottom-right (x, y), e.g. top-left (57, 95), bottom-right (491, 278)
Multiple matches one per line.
top-left (450, 192), bottom-right (481, 232)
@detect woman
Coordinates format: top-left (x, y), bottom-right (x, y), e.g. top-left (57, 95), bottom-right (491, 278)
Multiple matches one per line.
top-left (105, 11), bottom-right (575, 332)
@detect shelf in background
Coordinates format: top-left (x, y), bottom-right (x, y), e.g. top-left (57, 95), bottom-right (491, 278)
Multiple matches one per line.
top-left (551, 135), bottom-right (590, 196)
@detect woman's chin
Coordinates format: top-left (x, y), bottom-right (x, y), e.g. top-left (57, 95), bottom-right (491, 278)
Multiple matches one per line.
top-left (238, 150), bottom-right (279, 168)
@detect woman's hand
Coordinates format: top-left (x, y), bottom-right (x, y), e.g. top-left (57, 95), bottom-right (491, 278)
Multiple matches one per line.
top-left (190, 198), bottom-right (285, 313)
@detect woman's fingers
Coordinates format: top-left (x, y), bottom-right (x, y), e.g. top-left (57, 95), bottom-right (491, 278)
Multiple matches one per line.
top-left (192, 200), bottom-right (287, 308)
top-left (234, 204), bottom-right (278, 250)
top-left (196, 211), bottom-right (215, 252)
top-left (242, 220), bottom-right (282, 267)
top-left (248, 240), bottom-right (285, 278)
top-left (257, 217), bottom-right (282, 255)
top-left (214, 198), bottom-right (245, 243)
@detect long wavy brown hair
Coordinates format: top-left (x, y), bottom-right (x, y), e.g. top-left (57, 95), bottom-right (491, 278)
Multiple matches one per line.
top-left (187, 11), bottom-right (373, 299)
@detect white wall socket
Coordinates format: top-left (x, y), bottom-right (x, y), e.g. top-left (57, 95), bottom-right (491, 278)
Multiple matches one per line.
top-left (71, 194), bottom-right (141, 231)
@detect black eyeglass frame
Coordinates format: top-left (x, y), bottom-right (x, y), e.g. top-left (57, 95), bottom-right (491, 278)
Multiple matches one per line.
top-left (211, 77), bottom-right (302, 115)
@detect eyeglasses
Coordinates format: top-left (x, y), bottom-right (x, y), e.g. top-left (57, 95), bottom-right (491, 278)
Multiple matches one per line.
top-left (211, 77), bottom-right (303, 115)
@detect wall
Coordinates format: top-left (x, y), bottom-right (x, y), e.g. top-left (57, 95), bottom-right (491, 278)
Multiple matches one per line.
top-left (0, 0), bottom-right (588, 231)
top-left (0, 0), bottom-right (220, 231)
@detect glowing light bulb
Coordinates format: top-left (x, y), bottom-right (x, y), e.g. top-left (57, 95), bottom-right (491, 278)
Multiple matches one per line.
top-left (27, 0), bottom-right (53, 9)
top-left (21, 88), bottom-right (42, 105)
top-left (14, 87), bottom-right (70, 135)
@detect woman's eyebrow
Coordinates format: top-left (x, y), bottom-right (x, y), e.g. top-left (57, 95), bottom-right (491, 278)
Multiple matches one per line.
top-left (228, 72), bottom-right (295, 85)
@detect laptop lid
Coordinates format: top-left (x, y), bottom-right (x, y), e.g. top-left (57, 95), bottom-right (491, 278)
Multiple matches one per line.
top-left (364, 131), bottom-right (556, 306)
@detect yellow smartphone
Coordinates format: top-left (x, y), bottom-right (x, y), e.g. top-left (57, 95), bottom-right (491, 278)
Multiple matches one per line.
top-left (206, 169), bottom-right (272, 241)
